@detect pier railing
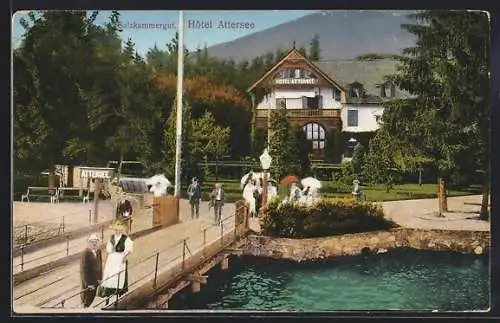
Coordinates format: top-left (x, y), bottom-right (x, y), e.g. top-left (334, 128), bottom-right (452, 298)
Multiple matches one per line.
top-left (40, 204), bottom-right (247, 310)
top-left (13, 216), bottom-right (131, 275)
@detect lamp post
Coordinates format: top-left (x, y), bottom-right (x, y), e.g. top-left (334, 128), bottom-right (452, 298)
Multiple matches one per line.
top-left (259, 148), bottom-right (272, 215)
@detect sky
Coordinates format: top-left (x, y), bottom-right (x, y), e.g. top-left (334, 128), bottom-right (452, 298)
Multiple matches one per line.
top-left (12, 10), bottom-right (319, 56)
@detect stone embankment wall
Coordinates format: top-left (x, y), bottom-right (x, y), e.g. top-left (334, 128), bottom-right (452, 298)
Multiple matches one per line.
top-left (243, 228), bottom-right (490, 262)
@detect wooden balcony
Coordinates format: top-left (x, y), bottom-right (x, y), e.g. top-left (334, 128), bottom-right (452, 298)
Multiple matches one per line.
top-left (255, 108), bottom-right (342, 131)
top-left (256, 108), bottom-right (341, 118)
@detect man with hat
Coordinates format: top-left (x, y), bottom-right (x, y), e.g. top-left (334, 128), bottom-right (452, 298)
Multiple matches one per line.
top-left (80, 234), bottom-right (103, 307)
top-left (187, 177), bottom-right (202, 219)
top-left (98, 219), bottom-right (134, 302)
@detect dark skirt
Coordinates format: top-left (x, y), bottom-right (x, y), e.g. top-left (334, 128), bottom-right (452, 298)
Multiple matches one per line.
top-left (97, 262), bottom-right (129, 298)
top-left (80, 287), bottom-right (97, 307)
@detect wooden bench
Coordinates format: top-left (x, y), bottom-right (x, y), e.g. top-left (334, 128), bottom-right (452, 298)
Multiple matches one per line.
top-left (21, 187), bottom-right (56, 203)
top-left (56, 187), bottom-right (89, 203)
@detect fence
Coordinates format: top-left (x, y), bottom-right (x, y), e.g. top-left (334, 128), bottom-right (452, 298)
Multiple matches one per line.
top-left (13, 216), bottom-right (133, 274)
top-left (14, 224), bottom-right (109, 274)
top-left (41, 204), bottom-right (247, 310)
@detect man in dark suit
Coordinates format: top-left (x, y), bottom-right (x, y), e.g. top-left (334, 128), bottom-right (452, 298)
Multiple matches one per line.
top-left (80, 234), bottom-right (103, 307)
top-left (210, 183), bottom-right (225, 226)
top-left (187, 177), bottom-right (202, 219)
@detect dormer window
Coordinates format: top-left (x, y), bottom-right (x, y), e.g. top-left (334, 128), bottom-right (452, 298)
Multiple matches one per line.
top-left (380, 81), bottom-right (395, 98)
top-left (348, 81), bottom-right (364, 98)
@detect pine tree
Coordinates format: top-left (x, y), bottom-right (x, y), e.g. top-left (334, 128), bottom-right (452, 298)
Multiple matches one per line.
top-left (309, 33), bottom-right (321, 61)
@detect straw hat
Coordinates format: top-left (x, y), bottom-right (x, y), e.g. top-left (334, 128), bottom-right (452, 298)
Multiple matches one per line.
top-left (109, 219), bottom-right (128, 231)
top-left (87, 233), bottom-right (99, 242)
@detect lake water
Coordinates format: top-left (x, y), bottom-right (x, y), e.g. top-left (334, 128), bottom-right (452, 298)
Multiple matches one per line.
top-left (168, 249), bottom-right (489, 311)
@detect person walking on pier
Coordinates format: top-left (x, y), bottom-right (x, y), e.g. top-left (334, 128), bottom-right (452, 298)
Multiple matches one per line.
top-left (80, 234), bottom-right (103, 308)
top-left (187, 177), bottom-right (202, 219)
top-left (98, 219), bottom-right (134, 304)
top-left (210, 183), bottom-right (225, 226)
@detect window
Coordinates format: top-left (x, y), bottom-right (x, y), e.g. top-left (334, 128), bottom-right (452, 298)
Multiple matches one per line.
top-left (333, 88), bottom-right (341, 102)
top-left (347, 110), bottom-right (358, 127)
top-left (275, 68), bottom-right (317, 80)
top-left (380, 85), bottom-right (387, 98)
top-left (303, 123), bottom-right (326, 154)
top-left (276, 98), bottom-right (286, 108)
top-left (302, 96), bottom-right (320, 109)
top-left (348, 81), bottom-right (364, 98)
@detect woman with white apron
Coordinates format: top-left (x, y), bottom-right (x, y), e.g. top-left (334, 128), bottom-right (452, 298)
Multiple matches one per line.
top-left (98, 219), bottom-right (134, 301)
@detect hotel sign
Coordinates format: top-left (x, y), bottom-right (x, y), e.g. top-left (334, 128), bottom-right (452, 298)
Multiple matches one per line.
top-left (79, 167), bottom-right (114, 179)
top-left (274, 78), bottom-right (318, 85)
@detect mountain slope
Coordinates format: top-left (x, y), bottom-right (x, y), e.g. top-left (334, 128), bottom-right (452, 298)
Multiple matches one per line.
top-left (206, 11), bottom-right (418, 62)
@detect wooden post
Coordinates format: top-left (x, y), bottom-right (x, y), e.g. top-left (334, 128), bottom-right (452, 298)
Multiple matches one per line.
top-left (437, 176), bottom-right (448, 216)
top-left (221, 257), bottom-right (229, 271)
top-left (93, 179), bottom-right (101, 224)
top-left (182, 239), bottom-right (186, 270)
top-left (66, 235), bottom-right (70, 256)
top-left (20, 245), bottom-right (24, 271)
top-left (191, 282), bottom-right (201, 293)
top-left (153, 252), bottom-right (159, 289)
top-left (261, 171), bottom-right (268, 214)
top-left (480, 167), bottom-right (490, 219)
top-left (203, 228), bottom-right (207, 257)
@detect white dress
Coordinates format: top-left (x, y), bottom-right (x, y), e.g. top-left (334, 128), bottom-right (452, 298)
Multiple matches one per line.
top-left (100, 234), bottom-right (133, 296)
top-left (243, 183), bottom-right (256, 216)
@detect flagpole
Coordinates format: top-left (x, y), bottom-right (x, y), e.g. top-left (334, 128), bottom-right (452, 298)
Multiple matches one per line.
top-left (174, 10), bottom-right (184, 197)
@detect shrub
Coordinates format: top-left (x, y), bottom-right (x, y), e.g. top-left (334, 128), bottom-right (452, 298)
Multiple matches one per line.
top-left (260, 197), bottom-right (397, 238)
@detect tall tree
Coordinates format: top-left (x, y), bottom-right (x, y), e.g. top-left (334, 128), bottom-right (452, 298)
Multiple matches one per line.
top-left (268, 101), bottom-right (290, 180)
top-left (191, 111), bottom-right (230, 180)
top-left (309, 33), bottom-right (321, 60)
top-left (393, 10), bottom-right (490, 215)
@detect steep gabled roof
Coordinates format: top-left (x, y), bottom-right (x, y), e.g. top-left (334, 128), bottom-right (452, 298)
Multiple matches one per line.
top-left (246, 49), bottom-right (346, 93)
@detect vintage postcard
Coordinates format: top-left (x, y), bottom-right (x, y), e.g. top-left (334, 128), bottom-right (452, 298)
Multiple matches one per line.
top-left (11, 9), bottom-right (491, 314)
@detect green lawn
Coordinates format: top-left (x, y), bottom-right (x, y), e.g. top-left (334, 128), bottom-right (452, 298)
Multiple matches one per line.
top-left (320, 182), bottom-right (482, 202)
top-left (199, 178), bottom-right (482, 203)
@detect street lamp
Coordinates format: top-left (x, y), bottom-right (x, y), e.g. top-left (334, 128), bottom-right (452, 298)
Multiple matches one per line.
top-left (259, 148), bottom-right (272, 214)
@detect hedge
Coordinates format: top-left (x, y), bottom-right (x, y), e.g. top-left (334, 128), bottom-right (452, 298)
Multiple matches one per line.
top-left (260, 197), bottom-right (397, 238)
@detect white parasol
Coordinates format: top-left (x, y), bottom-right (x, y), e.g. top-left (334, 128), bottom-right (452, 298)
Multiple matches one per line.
top-left (147, 174), bottom-right (171, 197)
top-left (240, 171), bottom-right (263, 189)
top-left (301, 177), bottom-right (322, 190)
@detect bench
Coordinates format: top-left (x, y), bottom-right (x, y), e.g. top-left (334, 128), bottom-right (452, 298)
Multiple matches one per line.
top-left (21, 187), bottom-right (57, 203)
top-left (56, 187), bottom-right (89, 203)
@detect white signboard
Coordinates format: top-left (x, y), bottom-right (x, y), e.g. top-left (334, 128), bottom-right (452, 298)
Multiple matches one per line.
top-left (274, 78), bottom-right (317, 85)
top-left (80, 168), bottom-right (114, 179)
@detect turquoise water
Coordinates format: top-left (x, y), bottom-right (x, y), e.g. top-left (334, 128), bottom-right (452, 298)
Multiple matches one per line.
top-left (168, 249), bottom-right (489, 311)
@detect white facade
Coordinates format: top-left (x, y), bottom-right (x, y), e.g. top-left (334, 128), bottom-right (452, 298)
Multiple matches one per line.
top-left (256, 87), bottom-right (343, 110)
top-left (341, 105), bottom-right (384, 133)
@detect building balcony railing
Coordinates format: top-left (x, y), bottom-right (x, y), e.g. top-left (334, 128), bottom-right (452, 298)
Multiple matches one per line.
top-left (256, 108), bottom-right (341, 118)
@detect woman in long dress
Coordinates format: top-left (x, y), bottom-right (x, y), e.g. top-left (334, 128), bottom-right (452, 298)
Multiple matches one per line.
top-left (98, 219), bottom-right (134, 300)
top-left (242, 173), bottom-right (257, 217)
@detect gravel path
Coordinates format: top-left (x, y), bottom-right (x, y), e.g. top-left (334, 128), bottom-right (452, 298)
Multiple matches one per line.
top-left (379, 195), bottom-right (489, 231)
